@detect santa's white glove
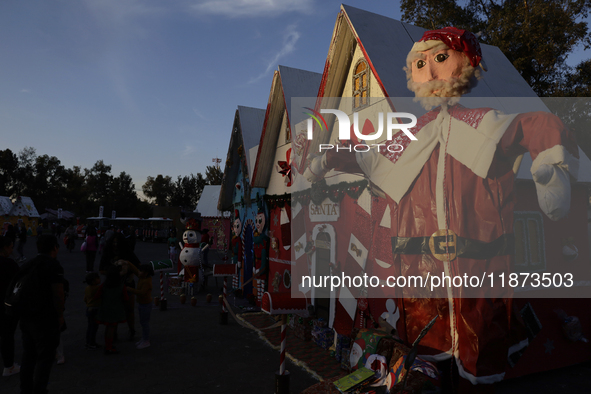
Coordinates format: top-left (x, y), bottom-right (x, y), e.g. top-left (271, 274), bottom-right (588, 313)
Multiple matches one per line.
top-left (303, 154), bottom-right (329, 183)
top-left (532, 163), bottom-right (571, 221)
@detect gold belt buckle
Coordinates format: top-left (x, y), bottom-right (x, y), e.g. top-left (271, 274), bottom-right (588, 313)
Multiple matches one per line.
top-left (429, 229), bottom-right (458, 261)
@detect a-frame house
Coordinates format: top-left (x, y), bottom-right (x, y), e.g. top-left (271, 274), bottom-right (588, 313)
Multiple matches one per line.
top-left (250, 65), bottom-right (322, 301)
top-left (218, 105), bottom-right (266, 298)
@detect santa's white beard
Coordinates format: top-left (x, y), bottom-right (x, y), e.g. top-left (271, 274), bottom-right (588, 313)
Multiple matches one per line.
top-left (407, 65), bottom-right (479, 110)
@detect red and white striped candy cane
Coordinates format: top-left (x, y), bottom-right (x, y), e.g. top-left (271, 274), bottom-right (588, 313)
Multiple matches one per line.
top-left (222, 277), bottom-right (227, 313)
top-left (280, 315), bottom-right (287, 375)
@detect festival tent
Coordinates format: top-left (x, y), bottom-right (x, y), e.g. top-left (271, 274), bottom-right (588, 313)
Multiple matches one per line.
top-left (42, 208), bottom-right (76, 221)
top-left (195, 184), bottom-right (231, 253)
top-left (0, 196), bottom-right (12, 217)
top-left (287, 3), bottom-right (591, 376)
top-left (218, 105), bottom-right (266, 298)
top-left (7, 196), bottom-right (41, 235)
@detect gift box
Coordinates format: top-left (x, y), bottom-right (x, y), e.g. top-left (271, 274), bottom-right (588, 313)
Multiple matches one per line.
top-left (168, 275), bottom-right (182, 288)
top-left (169, 286), bottom-right (183, 296)
top-left (312, 318), bottom-right (328, 328)
top-left (292, 317), bottom-right (312, 341)
top-left (341, 348), bottom-right (352, 372)
top-left (312, 326), bottom-right (335, 350)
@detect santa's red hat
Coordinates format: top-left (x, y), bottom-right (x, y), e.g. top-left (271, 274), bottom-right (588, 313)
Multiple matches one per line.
top-left (410, 26), bottom-right (487, 71)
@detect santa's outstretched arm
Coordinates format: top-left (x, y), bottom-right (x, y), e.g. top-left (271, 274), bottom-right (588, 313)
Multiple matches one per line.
top-left (303, 148), bottom-right (363, 182)
top-left (500, 111), bottom-right (580, 221)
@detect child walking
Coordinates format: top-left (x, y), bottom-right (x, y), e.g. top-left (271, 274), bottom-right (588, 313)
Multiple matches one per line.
top-left (83, 272), bottom-right (101, 350)
top-left (95, 265), bottom-right (127, 355)
top-left (126, 263), bottom-right (154, 349)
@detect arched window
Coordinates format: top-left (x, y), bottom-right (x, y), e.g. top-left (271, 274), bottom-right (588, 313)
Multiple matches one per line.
top-left (353, 59), bottom-right (369, 110)
top-left (513, 211), bottom-right (546, 272)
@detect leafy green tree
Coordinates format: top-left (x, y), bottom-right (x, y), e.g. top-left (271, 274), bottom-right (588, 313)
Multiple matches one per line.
top-left (205, 165), bottom-right (223, 185)
top-left (142, 174), bottom-right (173, 206)
top-left (169, 173), bottom-right (207, 210)
top-left (32, 154), bottom-right (69, 213)
top-left (0, 149), bottom-right (19, 197)
top-left (12, 147), bottom-right (36, 198)
top-left (111, 171), bottom-right (140, 216)
top-left (84, 160), bottom-right (114, 204)
top-left (64, 166), bottom-right (92, 216)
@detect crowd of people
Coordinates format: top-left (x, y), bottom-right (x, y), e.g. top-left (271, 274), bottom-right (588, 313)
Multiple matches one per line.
top-left (0, 223), bottom-right (154, 394)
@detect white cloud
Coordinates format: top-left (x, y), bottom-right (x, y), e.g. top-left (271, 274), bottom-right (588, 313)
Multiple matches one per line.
top-left (182, 145), bottom-right (196, 157)
top-left (82, 0), bottom-right (166, 21)
top-left (21, 89), bottom-right (31, 93)
top-left (193, 109), bottom-right (206, 120)
top-left (189, 0), bottom-right (314, 18)
top-left (249, 24), bottom-right (300, 84)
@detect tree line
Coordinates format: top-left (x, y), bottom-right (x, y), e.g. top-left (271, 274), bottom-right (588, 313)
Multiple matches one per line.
top-left (0, 147), bottom-right (223, 220)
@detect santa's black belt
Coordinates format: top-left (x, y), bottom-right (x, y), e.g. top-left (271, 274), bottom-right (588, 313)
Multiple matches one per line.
top-left (391, 232), bottom-right (514, 261)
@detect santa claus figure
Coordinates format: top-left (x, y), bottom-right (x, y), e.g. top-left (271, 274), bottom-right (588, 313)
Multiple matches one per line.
top-left (178, 218), bottom-right (201, 283)
top-left (306, 27), bottom-right (579, 391)
top-left (253, 202), bottom-right (270, 305)
top-left (231, 209), bottom-right (243, 289)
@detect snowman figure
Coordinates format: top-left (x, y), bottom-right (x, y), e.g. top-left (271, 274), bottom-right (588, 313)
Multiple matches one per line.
top-left (178, 218), bottom-right (202, 283)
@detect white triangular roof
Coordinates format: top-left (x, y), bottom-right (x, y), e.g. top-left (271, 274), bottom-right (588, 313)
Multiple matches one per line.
top-left (238, 105), bottom-right (266, 177)
top-left (195, 185), bottom-right (224, 217)
top-left (9, 196), bottom-right (40, 218)
top-left (0, 196), bottom-right (13, 216)
top-left (252, 65), bottom-right (322, 188)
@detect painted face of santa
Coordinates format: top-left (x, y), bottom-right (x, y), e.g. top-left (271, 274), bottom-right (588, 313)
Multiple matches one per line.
top-left (255, 213), bottom-right (265, 234)
top-left (411, 47), bottom-right (466, 85)
top-left (408, 44), bottom-right (472, 99)
top-left (406, 27), bottom-right (485, 109)
top-left (232, 218), bottom-right (242, 237)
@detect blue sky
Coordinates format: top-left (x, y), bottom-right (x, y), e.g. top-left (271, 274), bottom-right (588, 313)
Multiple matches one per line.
top-left (0, 1), bottom-right (587, 199)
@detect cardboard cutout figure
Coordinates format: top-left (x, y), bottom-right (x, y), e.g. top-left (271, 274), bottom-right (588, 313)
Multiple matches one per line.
top-left (305, 27), bottom-right (579, 386)
top-left (253, 202), bottom-right (270, 305)
top-left (231, 209), bottom-right (243, 289)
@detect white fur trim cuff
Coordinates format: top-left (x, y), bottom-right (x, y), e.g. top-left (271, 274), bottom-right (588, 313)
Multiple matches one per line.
top-left (531, 145), bottom-right (579, 181)
top-left (456, 357), bottom-right (506, 385)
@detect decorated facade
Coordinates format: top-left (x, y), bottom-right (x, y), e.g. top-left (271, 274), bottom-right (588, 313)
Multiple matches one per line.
top-left (195, 185), bottom-right (231, 256)
top-left (218, 105), bottom-right (266, 300)
top-left (251, 65), bottom-right (323, 298)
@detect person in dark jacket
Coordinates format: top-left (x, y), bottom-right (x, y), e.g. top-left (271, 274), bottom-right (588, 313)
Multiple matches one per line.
top-left (0, 236), bottom-right (20, 376)
top-left (18, 235), bottom-right (65, 394)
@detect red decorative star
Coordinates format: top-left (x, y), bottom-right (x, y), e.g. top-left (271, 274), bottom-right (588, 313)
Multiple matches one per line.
top-left (276, 148), bottom-right (293, 187)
